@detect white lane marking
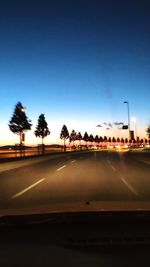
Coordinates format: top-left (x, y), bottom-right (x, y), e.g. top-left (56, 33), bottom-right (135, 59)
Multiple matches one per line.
top-left (56, 165), bottom-right (66, 171)
top-left (11, 178), bottom-right (45, 199)
top-left (71, 160), bottom-right (76, 163)
top-left (120, 176), bottom-right (138, 196)
top-left (107, 160), bottom-right (117, 172)
top-left (140, 160), bottom-right (150, 165)
top-left (107, 159), bottom-right (138, 196)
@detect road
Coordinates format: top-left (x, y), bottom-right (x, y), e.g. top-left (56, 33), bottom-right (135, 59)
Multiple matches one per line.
top-left (0, 150), bottom-right (150, 213)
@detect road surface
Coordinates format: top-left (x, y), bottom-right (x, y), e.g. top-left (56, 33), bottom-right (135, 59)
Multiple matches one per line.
top-left (0, 151), bottom-right (150, 213)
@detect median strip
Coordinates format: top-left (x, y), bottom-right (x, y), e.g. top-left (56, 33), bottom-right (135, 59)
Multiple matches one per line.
top-left (56, 165), bottom-right (66, 171)
top-left (11, 178), bottom-right (45, 199)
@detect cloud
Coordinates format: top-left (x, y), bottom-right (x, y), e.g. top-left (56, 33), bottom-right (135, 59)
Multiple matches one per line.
top-left (114, 122), bottom-right (124, 125)
top-left (103, 122), bottom-right (112, 128)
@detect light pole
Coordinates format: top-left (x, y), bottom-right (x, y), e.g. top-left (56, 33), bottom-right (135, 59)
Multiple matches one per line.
top-left (19, 106), bottom-right (25, 157)
top-left (124, 101), bottom-right (130, 142)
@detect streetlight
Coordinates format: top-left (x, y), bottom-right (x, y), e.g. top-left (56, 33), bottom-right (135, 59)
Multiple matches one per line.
top-left (124, 101), bottom-right (130, 141)
top-left (19, 106), bottom-right (25, 157)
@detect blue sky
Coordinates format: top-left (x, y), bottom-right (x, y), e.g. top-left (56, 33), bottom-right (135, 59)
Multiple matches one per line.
top-left (0, 0), bottom-right (150, 145)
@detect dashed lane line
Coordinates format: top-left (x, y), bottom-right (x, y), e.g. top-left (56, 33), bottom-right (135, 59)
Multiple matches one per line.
top-left (120, 176), bottom-right (138, 196)
top-left (107, 159), bottom-right (138, 196)
top-left (56, 165), bottom-right (66, 172)
top-left (11, 178), bottom-right (45, 199)
top-left (70, 160), bottom-right (76, 163)
top-left (107, 160), bottom-right (117, 172)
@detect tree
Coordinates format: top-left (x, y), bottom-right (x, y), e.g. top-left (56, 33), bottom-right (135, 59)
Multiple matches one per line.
top-left (146, 125), bottom-right (150, 144)
top-left (60, 125), bottom-right (69, 152)
top-left (103, 136), bottom-right (107, 142)
top-left (95, 135), bottom-right (99, 146)
top-left (83, 132), bottom-right (89, 146)
top-left (34, 114), bottom-right (50, 153)
top-left (117, 137), bottom-right (120, 143)
top-left (69, 130), bottom-right (77, 146)
top-left (112, 137), bottom-right (116, 143)
top-left (9, 102), bottom-right (32, 150)
top-left (99, 136), bottom-right (103, 143)
top-left (140, 138), bottom-right (144, 144)
top-left (108, 137), bottom-right (111, 143)
top-left (145, 138), bottom-right (148, 144)
top-left (76, 132), bottom-right (82, 146)
top-left (88, 134), bottom-right (94, 146)
top-left (121, 138), bottom-right (124, 144)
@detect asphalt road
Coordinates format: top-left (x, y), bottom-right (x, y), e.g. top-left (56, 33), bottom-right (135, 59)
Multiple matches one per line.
top-left (0, 151), bottom-right (150, 212)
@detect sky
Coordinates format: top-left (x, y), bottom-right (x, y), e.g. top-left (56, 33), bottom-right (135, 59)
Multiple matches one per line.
top-left (0, 0), bottom-right (150, 145)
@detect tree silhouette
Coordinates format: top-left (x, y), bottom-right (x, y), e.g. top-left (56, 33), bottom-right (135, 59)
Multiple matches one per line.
top-left (83, 132), bottom-right (89, 146)
top-left (121, 138), bottom-right (124, 143)
top-left (69, 130), bottom-right (77, 146)
top-left (146, 125), bottom-right (150, 144)
top-left (9, 102), bottom-right (32, 149)
top-left (117, 137), bottom-right (120, 143)
top-left (140, 138), bottom-right (144, 144)
top-left (99, 136), bottom-right (103, 143)
top-left (34, 114), bottom-right (50, 153)
top-left (88, 134), bottom-right (94, 146)
top-left (112, 137), bottom-right (116, 143)
top-left (60, 125), bottom-right (69, 152)
top-left (103, 136), bottom-right (107, 142)
top-left (95, 135), bottom-right (99, 146)
top-left (108, 137), bottom-right (111, 143)
top-left (76, 132), bottom-right (82, 146)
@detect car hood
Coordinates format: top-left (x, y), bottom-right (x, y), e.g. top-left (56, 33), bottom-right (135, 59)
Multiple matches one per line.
top-left (1, 200), bottom-right (150, 217)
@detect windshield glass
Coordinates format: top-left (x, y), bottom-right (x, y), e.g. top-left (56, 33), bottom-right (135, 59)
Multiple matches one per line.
top-left (0, 0), bottom-right (150, 215)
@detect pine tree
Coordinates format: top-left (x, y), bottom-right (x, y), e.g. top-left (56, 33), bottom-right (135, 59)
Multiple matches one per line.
top-left (83, 132), bottom-right (89, 146)
top-left (9, 102), bottom-right (32, 146)
top-left (35, 114), bottom-right (50, 146)
top-left (76, 132), bottom-right (82, 146)
top-left (60, 125), bottom-right (69, 152)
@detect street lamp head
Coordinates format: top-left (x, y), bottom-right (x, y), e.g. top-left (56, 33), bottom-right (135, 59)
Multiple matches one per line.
top-left (131, 117), bottom-right (136, 123)
top-left (124, 101), bottom-right (128, 104)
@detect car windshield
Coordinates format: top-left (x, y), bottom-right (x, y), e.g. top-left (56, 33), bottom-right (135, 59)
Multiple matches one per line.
top-left (0, 0), bottom-right (150, 216)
